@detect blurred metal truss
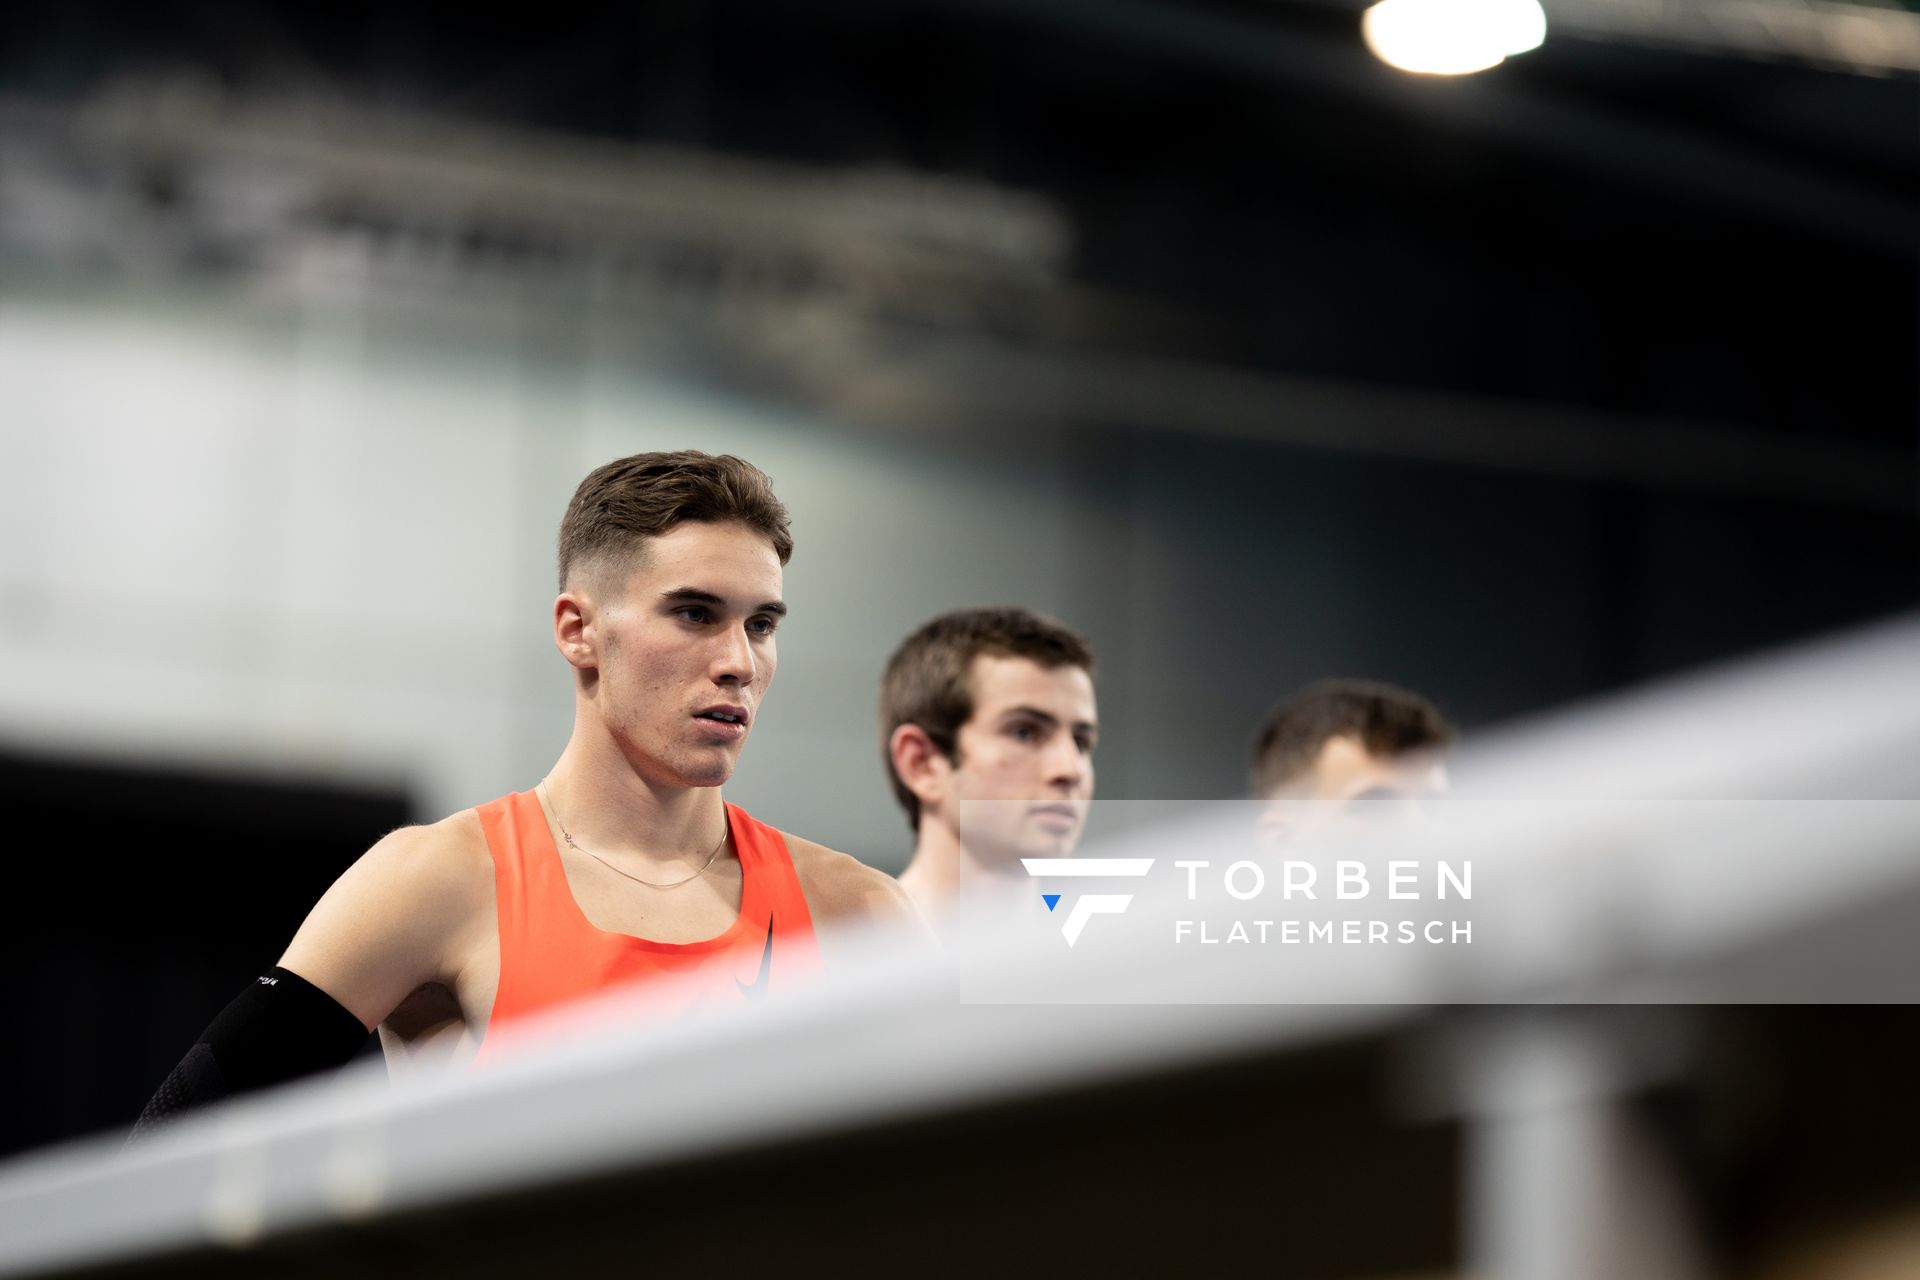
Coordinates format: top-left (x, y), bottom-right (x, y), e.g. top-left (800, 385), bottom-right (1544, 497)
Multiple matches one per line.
top-left (0, 77), bottom-right (1077, 346)
top-left (1542, 0), bottom-right (1920, 77)
top-left (0, 73), bottom-right (1909, 510)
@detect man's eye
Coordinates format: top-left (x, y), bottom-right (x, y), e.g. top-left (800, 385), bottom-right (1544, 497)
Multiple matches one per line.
top-left (677, 607), bottom-right (709, 623)
top-left (1010, 723), bottom-right (1040, 743)
top-left (747, 617), bottom-right (779, 636)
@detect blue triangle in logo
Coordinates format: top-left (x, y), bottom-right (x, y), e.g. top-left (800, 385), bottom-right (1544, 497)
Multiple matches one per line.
top-left (1043, 894), bottom-right (1061, 912)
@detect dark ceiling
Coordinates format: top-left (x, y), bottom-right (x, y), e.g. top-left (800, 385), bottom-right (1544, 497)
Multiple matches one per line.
top-left (4, 0), bottom-right (1916, 450)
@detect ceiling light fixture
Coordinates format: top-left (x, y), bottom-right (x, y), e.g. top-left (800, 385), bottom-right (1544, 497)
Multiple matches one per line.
top-left (1363, 0), bottom-right (1548, 75)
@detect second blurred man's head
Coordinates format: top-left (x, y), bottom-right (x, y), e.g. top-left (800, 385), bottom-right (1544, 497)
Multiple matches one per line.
top-left (1251, 678), bottom-right (1453, 844)
top-left (883, 607), bottom-right (1098, 910)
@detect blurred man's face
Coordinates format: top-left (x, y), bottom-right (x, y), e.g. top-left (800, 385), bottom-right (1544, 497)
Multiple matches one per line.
top-left (1262, 734), bottom-right (1448, 845)
top-left (946, 654), bottom-right (1098, 866)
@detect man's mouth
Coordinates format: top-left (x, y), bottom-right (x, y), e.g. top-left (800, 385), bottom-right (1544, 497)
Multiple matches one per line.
top-left (1029, 803), bottom-right (1081, 826)
top-left (693, 706), bottom-right (751, 738)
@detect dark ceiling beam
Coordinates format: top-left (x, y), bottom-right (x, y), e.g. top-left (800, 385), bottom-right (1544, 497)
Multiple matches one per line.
top-left (766, 326), bottom-right (1917, 510)
top-left (889, 0), bottom-right (1920, 256)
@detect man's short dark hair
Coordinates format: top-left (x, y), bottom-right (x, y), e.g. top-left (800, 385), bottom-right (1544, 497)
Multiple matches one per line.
top-left (881, 607), bottom-right (1096, 831)
top-left (1250, 678), bottom-right (1454, 798)
top-left (557, 450), bottom-right (793, 591)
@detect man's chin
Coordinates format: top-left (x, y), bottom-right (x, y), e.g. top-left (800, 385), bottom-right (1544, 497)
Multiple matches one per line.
top-left (970, 832), bottom-right (1081, 871)
top-left (1025, 832), bottom-right (1082, 858)
top-left (681, 763), bottom-right (737, 789)
top-left (658, 745), bottom-right (740, 790)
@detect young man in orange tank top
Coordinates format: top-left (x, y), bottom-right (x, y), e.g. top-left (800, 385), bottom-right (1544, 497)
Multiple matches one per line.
top-left (133, 452), bottom-right (915, 1132)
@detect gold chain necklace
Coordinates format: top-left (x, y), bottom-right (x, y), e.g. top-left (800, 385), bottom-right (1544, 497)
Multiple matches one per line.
top-left (539, 780), bottom-right (726, 890)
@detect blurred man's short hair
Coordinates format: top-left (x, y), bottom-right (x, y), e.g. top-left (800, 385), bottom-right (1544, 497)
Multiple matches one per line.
top-left (1250, 678), bottom-right (1454, 798)
top-left (880, 606), bottom-right (1095, 831)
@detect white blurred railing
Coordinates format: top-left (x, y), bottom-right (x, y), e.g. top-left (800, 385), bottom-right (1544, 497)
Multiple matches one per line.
top-left (0, 613), bottom-right (1916, 1278)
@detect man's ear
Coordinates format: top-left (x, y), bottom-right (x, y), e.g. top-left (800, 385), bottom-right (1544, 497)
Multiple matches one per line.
top-left (554, 591), bottom-right (597, 671)
top-left (889, 724), bottom-right (949, 815)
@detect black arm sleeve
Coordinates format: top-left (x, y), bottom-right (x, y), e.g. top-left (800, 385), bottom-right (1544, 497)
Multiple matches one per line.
top-left (128, 967), bottom-right (372, 1144)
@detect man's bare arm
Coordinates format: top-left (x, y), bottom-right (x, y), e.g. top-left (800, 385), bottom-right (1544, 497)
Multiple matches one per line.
top-left (787, 836), bottom-right (931, 942)
top-left (277, 811), bottom-right (493, 1029)
top-left (129, 813), bottom-right (490, 1141)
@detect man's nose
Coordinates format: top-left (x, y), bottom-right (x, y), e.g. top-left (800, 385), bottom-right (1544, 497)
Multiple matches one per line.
top-left (710, 625), bottom-right (757, 686)
top-left (1045, 737), bottom-right (1087, 789)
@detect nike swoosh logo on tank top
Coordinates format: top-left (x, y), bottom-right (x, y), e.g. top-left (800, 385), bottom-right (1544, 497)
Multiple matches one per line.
top-left (737, 921), bottom-right (774, 1001)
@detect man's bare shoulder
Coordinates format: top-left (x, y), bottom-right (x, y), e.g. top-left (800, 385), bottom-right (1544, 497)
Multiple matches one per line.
top-left (362, 809), bottom-right (493, 901)
top-left (279, 807), bottom-right (496, 1028)
top-left (782, 833), bottom-right (918, 927)
top-left (301, 808), bottom-right (495, 955)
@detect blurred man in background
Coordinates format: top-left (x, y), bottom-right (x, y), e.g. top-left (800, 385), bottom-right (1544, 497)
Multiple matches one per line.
top-left (132, 451), bottom-right (914, 1138)
top-left (882, 607), bottom-right (1098, 917)
top-left (1250, 678), bottom-right (1454, 845)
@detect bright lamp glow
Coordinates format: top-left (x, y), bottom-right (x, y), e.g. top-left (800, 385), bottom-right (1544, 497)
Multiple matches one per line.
top-left (1363, 0), bottom-right (1548, 76)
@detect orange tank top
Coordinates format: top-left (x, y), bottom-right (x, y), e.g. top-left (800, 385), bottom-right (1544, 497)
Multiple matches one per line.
top-left (472, 789), bottom-right (821, 1064)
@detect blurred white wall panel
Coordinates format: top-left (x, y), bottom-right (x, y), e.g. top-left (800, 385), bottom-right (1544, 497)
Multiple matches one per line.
top-left (0, 285), bottom-right (1093, 868)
